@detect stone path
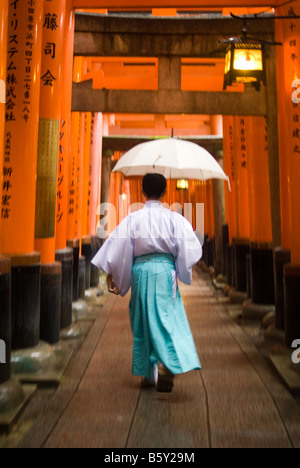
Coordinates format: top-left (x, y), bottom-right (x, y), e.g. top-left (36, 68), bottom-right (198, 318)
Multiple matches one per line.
top-left (2, 268), bottom-right (300, 448)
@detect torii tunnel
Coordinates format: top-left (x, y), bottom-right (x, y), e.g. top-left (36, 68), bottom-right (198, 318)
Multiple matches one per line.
top-left (0, 0), bottom-right (300, 440)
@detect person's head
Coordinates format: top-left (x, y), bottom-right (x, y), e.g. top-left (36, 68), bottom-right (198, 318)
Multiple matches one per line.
top-left (142, 173), bottom-right (167, 201)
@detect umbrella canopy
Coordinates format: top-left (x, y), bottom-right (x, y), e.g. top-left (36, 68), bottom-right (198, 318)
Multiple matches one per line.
top-left (113, 138), bottom-right (230, 186)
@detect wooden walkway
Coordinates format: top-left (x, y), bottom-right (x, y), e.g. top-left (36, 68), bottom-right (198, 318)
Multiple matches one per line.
top-left (8, 269), bottom-right (300, 448)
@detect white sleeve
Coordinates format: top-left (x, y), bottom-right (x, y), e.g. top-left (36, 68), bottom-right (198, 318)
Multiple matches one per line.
top-left (91, 217), bottom-right (134, 296)
top-left (173, 216), bottom-right (203, 285)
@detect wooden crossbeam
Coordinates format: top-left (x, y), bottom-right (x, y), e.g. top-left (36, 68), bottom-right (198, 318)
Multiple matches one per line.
top-left (102, 135), bottom-right (223, 154)
top-left (72, 80), bottom-right (267, 115)
top-left (73, 1), bottom-right (279, 9)
top-left (74, 13), bottom-right (275, 58)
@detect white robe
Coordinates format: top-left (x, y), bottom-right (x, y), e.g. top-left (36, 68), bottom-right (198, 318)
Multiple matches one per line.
top-left (91, 201), bottom-right (203, 296)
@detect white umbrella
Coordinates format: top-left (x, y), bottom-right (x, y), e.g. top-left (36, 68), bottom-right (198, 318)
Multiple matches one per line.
top-left (113, 138), bottom-right (230, 186)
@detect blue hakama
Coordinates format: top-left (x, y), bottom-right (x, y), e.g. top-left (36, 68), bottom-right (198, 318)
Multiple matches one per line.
top-left (130, 253), bottom-right (201, 378)
top-left (92, 201), bottom-right (203, 379)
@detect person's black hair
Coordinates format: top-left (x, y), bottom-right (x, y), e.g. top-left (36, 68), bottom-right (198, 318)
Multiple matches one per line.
top-left (142, 173), bottom-right (167, 199)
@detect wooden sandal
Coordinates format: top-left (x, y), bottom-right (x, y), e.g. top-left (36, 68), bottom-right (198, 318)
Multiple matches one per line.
top-left (156, 365), bottom-right (174, 393)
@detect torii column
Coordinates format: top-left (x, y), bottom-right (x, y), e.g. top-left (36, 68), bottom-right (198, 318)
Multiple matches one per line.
top-left (1, 0), bottom-right (43, 365)
top-left (34, 0), bottom-right (67, 346)
top-left (0, 0), bottom-right (24, 415)
top-left (278, 2), bottom-right (300, 346)
top-left (230, 116), bottom-right (250, 303)
top-left (0, 0), bottom-right (8, 254)
top-left (223, 116), bottom-right (237, 288)
top-left (55, 0), bottom-right (75, 334)
top-left (88, 113), bottom-right (103, 288)
top-left (210, 115), bottom-right (226, 278)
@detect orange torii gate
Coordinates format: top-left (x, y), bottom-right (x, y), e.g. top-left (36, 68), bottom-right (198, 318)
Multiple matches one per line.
top-left (2, 1), bottom-right (300, 417)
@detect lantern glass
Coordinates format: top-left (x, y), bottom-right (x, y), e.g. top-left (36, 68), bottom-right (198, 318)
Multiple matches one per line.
top-left (233, 48), bottom-right (263, 71)
top-left (176, 179), bottom-right (189, 190)
top-left (225, 48), bottom-right (231, 74)
top-left (223, 42), bottom-right (265, 90)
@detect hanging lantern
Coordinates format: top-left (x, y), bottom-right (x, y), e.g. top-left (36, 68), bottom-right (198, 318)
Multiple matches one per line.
top-left (176, 179), bottom-right (189, 190)
top-left (223, 42), bottom-right (266, 91)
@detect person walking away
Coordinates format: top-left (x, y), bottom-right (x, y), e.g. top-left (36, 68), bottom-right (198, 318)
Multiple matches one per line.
top-left (92, 174), bottom-right (202, 393)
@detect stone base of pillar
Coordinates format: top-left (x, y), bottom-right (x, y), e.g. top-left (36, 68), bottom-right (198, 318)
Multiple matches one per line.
top-left (246, 254), bottom-right (252, 299)
top-left (55, 248), bottom-right (73, 330)
top-left (10, 340), bottom-right (73, 387)
top-left (72, 299), bottom-right (88, 321)
top-left (40, 262), bottom-right (62, 345)
top-left (91, 236), bottom-right (101, 288)
top-left (231, 238), bottom-right (236, 288)
top-left (274, 248), bottom-right (291, 331)
top-left (99, 270), bottom-right (109, 294)
top-left (79, 256), bottom-right (86, 299)
top-left (229, 288), bottom-right (247, 304)
top-left (212, 274), bottom-right (227, 290)
top-left (222, 224), bottom-right (229, 277)
top-left (83, 288), bottom-right (107, 320)
top-left (0, 256), bottom-right (11, 385)
top-left (208, 237), bottom-right (215, 268)
top-left (250, 243), bottom-right (275, 305)
top-left (85, 287), bottom-right (98, 302)
top-left (0, 378), bottom-right (37, 435)
top-left (60, 323), bottom-right (82, 340)
top-left (67, 238), bottom-right (80, 302)
top-left (82, 236), bottom-right (92, 290)
top-left (0, 377), bottom-right (24, 414)
top-left (10, 253), bottom-right (41, 350)
top-left (284, 264), bottom-right (300, 347)
top-left (242, 299), bottom-right (275, 321)
top-left (234, 239), bottom-right (250, 293)
top-left (263, 323), bottom-right (285, 342)
top-left (269, 351), bottom-right (300, 396)
top-left (11, 341), bottom-right (56, 375)
top-left (202, 234), bottom-right (209, 266)
top-left (226, 245), bottom-right (233, 286)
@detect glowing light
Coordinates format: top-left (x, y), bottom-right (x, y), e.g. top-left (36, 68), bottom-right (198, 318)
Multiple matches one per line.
top-left (223, 43), bottom-right (265, 90)
top-left (233, 49), bottom-right (263, 71)
top-left (176, 179), bottom-right (189, 190)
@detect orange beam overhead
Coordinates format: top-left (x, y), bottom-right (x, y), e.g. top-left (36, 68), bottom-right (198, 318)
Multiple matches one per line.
top-left (73, 1), bottom-right (277, 8)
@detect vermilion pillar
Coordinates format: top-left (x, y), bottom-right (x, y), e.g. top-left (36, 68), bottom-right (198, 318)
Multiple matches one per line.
top-left (34, 0), bottom-right (67, 346)
top-left (233, 116), bottom-right (250, 294)
top-left (223, 116), bottom-right (237, 286)
top-left (34, 0), bottom-right (66, 264)
top-left (55, 0), bottom-right (75, 252)
top-left (210, 115), bottom-right (225, 277)
top-left (67, 112), bottom-right (80, 242)
top-left (88, 113), bottom-right (103, 235)
top-left (274, 13), bottom-right (292, 331)
top-left (203, 180), bottom-right (215, 269)
top-left (275, 20), bottom-right (291, 253)
top-left (67, 110), bottom-right (85, 302)
top-left (55, 0), bottom-right (75, 333)
top-left (0, 0), bottom-right (8, 255)
top-left (81, 112), bottom-right (92, 289)
top-left (88, 113), bottom-right (103, 288)
top-left (245, 116), bottom-right (275, 308)
top-left (67, 112), bottom-right (80, 301)
top-left (2, 0), bottom-right (43, 255)
top-left (81, 113), bottom-right (91, 239)
top-left (76, 113), bottom-right (85, 241)
top-left (277, 3), bottom-right (300, 345)
top-left (2, 0), bottom-right (43, 354)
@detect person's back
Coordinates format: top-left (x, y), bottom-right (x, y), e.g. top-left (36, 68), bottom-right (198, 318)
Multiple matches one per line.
top-left (92, 173), bottom-right (202, 392)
